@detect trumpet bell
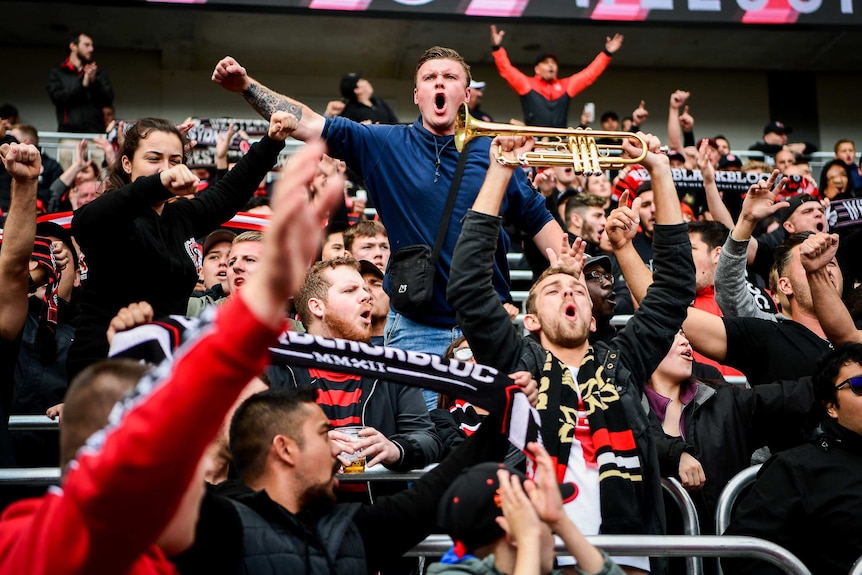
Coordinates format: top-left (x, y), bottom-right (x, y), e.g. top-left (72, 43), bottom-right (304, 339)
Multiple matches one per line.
top-left (454, 104), bottom-right (647, 175)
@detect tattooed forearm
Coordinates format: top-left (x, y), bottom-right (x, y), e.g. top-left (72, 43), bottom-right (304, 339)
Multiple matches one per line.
top-left (242, 82), bottom-right (304, 123)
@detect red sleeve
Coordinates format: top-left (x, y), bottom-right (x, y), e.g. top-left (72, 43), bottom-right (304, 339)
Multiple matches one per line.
top-left (2, 295), bottom-right (284, 574)
top-left (564, 52), bottom-right (612, 98)
top-left (492, 47), bottom-right (532, 96)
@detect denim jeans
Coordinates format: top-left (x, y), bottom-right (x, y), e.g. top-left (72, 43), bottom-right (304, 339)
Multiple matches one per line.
top-left (384, 310), bottom-right (462, 411)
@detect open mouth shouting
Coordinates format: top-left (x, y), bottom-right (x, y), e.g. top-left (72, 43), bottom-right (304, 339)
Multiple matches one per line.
top-left (563, 303), bottom-right (578, 321)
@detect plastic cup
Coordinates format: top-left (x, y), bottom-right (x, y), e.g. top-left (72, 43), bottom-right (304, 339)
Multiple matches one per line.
top-left (336, 425), bottom-right (366, 474)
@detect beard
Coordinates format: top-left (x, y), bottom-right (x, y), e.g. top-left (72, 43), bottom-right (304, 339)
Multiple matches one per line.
top-left (325, 313), bottom-right (371, 343)
top-left (300, 482), bottom-right (337, 514)
top-left (543, 316), bottom-right (590, 349)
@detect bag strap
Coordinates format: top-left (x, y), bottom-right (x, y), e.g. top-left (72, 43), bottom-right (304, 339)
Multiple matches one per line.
top-left (431, 140), bottom-right (472, 266)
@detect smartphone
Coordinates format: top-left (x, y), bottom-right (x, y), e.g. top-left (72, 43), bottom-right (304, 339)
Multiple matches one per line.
top-left (584, 102), bottom-right (596, 124)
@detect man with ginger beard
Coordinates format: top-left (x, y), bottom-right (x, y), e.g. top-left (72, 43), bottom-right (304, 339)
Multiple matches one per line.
top-left (267, 256), bottom-right (441, 473)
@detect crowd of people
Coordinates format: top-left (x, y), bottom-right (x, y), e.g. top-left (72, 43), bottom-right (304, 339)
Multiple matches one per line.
top-left (1, 26), bottom-right (862, 575)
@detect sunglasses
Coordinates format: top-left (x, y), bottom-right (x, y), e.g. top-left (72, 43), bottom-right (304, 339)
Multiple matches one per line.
top-left (835, 375), bottom-right (862, 396)
top-left (453, 347), bottom-right (474, 361)
top-left (585, 270), bottom-right (614, 284)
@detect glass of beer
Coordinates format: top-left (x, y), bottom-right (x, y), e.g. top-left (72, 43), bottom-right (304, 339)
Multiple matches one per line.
top-left (336, 426), bottom-right (366, 474)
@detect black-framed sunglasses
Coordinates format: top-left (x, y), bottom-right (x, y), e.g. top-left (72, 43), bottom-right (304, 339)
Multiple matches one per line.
top-left (453, 347), bottom-right (474, 361)
top-left (835, 375), bottom-right (862, 396)
top-left (585, 270), bottom-right (614, 284)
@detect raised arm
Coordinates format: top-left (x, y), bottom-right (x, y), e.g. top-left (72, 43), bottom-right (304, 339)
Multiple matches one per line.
top-left (802, 232), bottom-right (860, 345)
top-left (4, 141), bottom-right (344, 573)
top-left (0, 143), bottom-right (40, 342)
top-left (667, 90), bottom-right (688, 155)
top-left (490, 26), bottom-right (532, 96)
top-left (714, 234), bottom-right (775, 320)
top-left (211, 56), bottom-right (326, 142)
top-left (448, 136), bottom-right (536, 373)
top-left (608, 135), bottom-right (696, 384)
top-left (731, 170), bottom-right (788, 265)
top-left (560, 35), bottom-right (621, 98)
top-left (698, 139), bottom-right (735, 229)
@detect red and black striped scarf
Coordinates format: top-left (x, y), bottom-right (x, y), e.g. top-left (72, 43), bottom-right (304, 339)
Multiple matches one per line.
top-left (30, 236), bottom-right (60, 364)
top-left (537, 348), bottom-right (646, 534)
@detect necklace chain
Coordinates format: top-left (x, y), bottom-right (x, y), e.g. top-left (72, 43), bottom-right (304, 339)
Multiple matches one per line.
top-left (434, 137), bottom-right (452, 183)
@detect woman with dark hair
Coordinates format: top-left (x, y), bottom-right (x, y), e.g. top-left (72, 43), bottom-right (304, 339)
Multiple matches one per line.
top-left (67, 113), bottom-right (296, 379)
top-left (819, 159), bottom-right (859, 200)
top-left (646, 331), bottom-right (816, 534)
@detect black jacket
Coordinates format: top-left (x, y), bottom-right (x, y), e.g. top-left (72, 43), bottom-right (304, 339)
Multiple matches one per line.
top-left (448, 212), bottom-right (696, 573)
top-left (46, 60), bottom-right (114, 133)
top-left (267, 365), bottom-right (442, 471)
top-left (173, 416), bottom-right (510, 575)
top-left (724, 418), bottom-right (862, 574)
top-left (68, 135), bottom-right (284, 377)
top-left (648, 378), bottom-right (816, 532)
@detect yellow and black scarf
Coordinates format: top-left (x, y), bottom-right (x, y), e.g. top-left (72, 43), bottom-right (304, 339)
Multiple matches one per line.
top-left (536, 348), bottom-right (646, 534)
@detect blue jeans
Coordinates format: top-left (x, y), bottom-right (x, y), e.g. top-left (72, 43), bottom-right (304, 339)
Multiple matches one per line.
top-left (384, 310), bottom-right (462, 411)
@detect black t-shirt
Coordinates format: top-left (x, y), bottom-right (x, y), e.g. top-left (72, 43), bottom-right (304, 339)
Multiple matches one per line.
top-left (723, 316), bottom-right (831, 387)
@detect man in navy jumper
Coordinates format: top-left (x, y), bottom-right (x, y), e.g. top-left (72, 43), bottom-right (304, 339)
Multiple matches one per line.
top-left (212, 48), bottom-right (565, 409)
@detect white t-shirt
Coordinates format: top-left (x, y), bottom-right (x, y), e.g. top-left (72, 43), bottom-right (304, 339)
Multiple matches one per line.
top-left (554, 366), bottom-right (650, 572)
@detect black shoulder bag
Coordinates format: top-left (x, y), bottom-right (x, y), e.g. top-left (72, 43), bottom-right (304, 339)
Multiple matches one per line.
top-left (388, 141), bottom-right (471, 313)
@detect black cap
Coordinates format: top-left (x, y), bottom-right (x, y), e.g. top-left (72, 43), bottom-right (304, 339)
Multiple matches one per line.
top-left (763, 121), bottom-right (792, 135)
top-left (778, 193), bottom-right (818, 224)
top-left (438, 462), bottom-right (576, 552)
top-left (667, 150), bottom-right (686, 163)
top-left (534, 52), bottom-right (559, 66)
top-left (340, 72), bottom-right (363, 101)
top-left (584, 254), bottom-right (612, 274)
top-left (717, 154), bottom-right (743, 170)
top-left (358, 259), bottom-right (384, 279)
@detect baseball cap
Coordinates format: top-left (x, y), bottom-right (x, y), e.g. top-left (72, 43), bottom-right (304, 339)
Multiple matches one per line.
top-left (717, 154), bottom-right (743, 170)
top-left (202, 229), bottom-right (236, 256)
top-left (438, 462), bottom-right (576, 553)
top-left (667, 150), bottom-right (686, 164)
top-left (584, 254), bottom-right (612, 274)
top-left (763, 121), bottom-right (792, 135)
top-left (469, 80), bottom-right (486, 90)
top-left (778, 193), bottom-right (818, 224)
top-left (534, 51), bottom-right (559, 66)
top-left (358, 259), bottom-right (384, 279)
top-left (340, 72), bottom-right (363, 101)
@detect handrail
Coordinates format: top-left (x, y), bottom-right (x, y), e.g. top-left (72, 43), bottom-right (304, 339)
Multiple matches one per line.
top-left (407, 534), bottom-right (812, 575)
top-left (715, 464), bottom-right (761, 536)
top-left (0, 468), bottom-right (61, 486)
top-left (8, 415), bottom-right (59, 431)
top-left (662, 476), bottom-right (703, 574)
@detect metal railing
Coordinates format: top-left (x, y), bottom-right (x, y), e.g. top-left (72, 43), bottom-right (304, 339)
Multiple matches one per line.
top-left (0, 467), bottom-right (60, 486)
top-left (662, 476), bottom-right (703, 574)
top-left (715, 464), bottom-right (761, 536)
top-left (407, 534), bottom-right (812, 575)
top-left (8, 415), bottom-right (59, 431)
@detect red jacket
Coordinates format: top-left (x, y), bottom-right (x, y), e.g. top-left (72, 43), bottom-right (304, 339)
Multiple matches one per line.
top-left (0, 295), bottom-right (283, 574)
top-left (492, 46), bottom-right (612, 127)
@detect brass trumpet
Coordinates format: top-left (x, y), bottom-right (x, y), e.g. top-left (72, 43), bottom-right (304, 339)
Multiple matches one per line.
top-left (454, 104), bottom-right (648, 175)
